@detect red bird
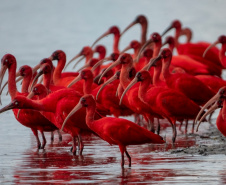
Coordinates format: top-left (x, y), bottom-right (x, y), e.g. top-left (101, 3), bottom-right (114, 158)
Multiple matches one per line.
top-left (0, 54), bottom-right (59, 149)
top-left (121, 15), bottom-right (148, 46)
top-left (61, 94), bottom-right (165, 167)
top-left (162, 20), bottom-right (221, 68)
top-left (121, 70), bottom-right (201, 142)
top-left (153, 48), bottom-right (215, 106)
top-left (91, 26), bottom-right (121, 53)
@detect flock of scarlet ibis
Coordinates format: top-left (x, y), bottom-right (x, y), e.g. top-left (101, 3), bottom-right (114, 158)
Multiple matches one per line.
top-left (0, 15), bottom-right (226, 167)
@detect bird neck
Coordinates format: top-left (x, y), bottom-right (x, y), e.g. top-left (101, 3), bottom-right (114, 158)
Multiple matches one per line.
top-left (53, 56), bottom-right (66, 84)
top-left (153, 63), bottom-right (163, 86)
top-left (141, 22), bottom-right (148, 45)
top-left (153, 41), bottom-right (162, 57)
top-left (138, 77), bottom-right (151, 103)
top-left (113, 33), bottom-right (120, 53)
top-left (84, 77), bottom-right (93, 94)
top-left (85, 101), bottom-right (96, 127)
top-left (8, 62), bottom-right (18, 99)
top-left (120, 63), bottom-right (134, 90)
top-left (85, 53), bottom-right (94, 64)
top-left (21, 72), bottom-right (32, 94)
top-left (162, 58), bottom-right (171, 80)
top-left (43, 72), bottom-right (52, 90)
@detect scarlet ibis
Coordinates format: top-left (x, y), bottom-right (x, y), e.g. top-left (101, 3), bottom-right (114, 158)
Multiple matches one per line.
top-left (91, 26), bottom-right (121, 53)
top-left (162, 20), bottom-right (221, 68)
top-left (153, 48), bottom-right (215, 105)
top-left (121, 15), bottom-right (148, 45)
top-left (61, 94), bottom-right (165, 167)
top-left (65, 46), bottom-right (93, 70)
top-left (163, 35), bottom-right (222, 77)
top-left (196, 87), bottom-right (226, 137)
top-left (122, 70), bottom-right (201, 142)
top-left (203, 35), bottom-right (226, 68)
top-left (0, 54), bottom-right (59, 149)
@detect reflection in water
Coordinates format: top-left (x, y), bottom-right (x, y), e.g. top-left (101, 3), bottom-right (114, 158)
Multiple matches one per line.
top-left (10, 128), bottom-right (205, 184)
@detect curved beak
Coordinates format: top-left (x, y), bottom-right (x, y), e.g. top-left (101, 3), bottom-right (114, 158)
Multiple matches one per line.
top-left (196, 100), bottom-right (219, 132)
top-left (96, 72), bottom-right (119, 100)
top-left (0, 65), bottom-right (8, 105)
top-left (61, 102), bottom-right (83, 131)
top-left (0, 101), bottom-right (15, 114)
top-left (120, 21), bottom-right (136, 36)
top-left (146, 55), bottom-right (162, 71)
top-left (77, 63), bottom-right (90, 73)
top-left (72, 56), bottom-right (85, 70)
top-left (161, 25), bottom-right (173, 37)
top-left (119, 77), bottom-right (138, 105)
top-left (135, 38), bottom-right (153, 63)
top-left (91, 30), bottom-right (110, 48)
top-left (121, 45), bottom-right (132, 54)
top-left (195, 91), bottom-right (221, 130)
top-left (64, 54), bottom-right (84, 71)
top-left (32, 63), bottom-right (41, 74)
top-left (203, 40), bottom-right (219, 58)
top-left (30, 70), bottom-right (44, 90)
top-left (67, 73), bottom-right (82, 88)
top-left (91, 57), bottom-right (111, 71)
top-left (98, 57), bottom-right (121, 84)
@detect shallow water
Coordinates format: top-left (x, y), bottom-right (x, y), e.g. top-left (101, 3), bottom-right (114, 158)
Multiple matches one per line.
top-left (0, 0), bottom-right (226, 184)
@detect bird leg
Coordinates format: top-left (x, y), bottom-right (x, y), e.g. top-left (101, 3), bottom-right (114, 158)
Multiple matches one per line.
top-left (156, 118), bottom-right (161, 135)
top-left (57, 130), bottom-right (62, 142)
top-left (77, 134), bottom-right (84, 155)
top-left (50, 131), bottom-right (54, 143)
top-left (31, 129), bottom-right (41, 149)
top-left (178, 121), bottom-right (183, 133)
top-left (40, 131), bottom-right (47, 149)
top-left (147, 119), bottom-right (155, 133)
top-left (185, 119), bottom-right (189, 134)
top-left (125, 149), bottom-right (131, 167)
top-left (71, 136), bottom-right (77, 155)
top-left (119, 145), bottom-right (126, 168)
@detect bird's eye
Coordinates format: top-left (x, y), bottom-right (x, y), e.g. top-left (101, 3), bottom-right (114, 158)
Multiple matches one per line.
top-left (14, 101), bottom-right (19, 106)
top-left (5, 59), bottom-right (8, 62)
top-left (34, 87), bottom-right (37, 91)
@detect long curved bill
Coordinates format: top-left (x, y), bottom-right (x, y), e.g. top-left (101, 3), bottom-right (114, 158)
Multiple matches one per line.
top-left (72, 56), bottom-right (85, 70)
top-left (97, 57), bottom-right (121, 84)
top-left (203, 40), bottom-right (219, 58)
top-left (64, 54), bottom-right (84, 71)
top-left (92, 57), bottom-right (111, 71)
top-left (146, 55), bottom-right (162, 71)
top-left (76, 63), bottom-right (90, 73)
top-left (91, 31), bottom-right (110, 48)
top-left (161, 25), bottom-right (173, 37)
top-left (135, 38), bottom-right (153, 63)
top-left (61, 102), bottom-right (83, 131)
top-left (120, 45), bottom-right (132, 54)
top-left (67, 73), bottom-right (82, 88)
top-left (119, 77), bottom-right (138, 105)
top-left (96, 71), bottom-right (119, 100)
top-left (0, 101), bottom-right (15, 114)
top-left (30, 71), bottom-right (43, 91)
top-left (120, 21), bottom-right (136, 37)
top-left (17, 91), bottom-right (35, 119)
top-left (194, 91), bottom-right (221, 129)
top-left (196, 101), bottom-right (219, 132)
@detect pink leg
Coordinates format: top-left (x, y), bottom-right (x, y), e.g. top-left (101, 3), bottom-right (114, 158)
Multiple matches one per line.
top-left (57, 130), bottom-right (62, 142)
top-left (71, 136), bottom-right (77, 155)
